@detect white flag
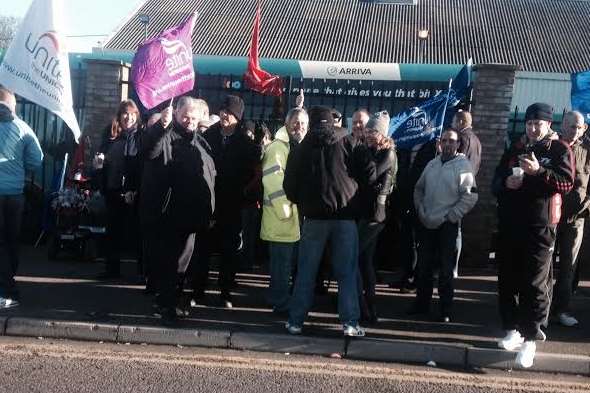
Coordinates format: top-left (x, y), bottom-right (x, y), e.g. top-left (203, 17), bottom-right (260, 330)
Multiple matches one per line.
top-left (0, 0), bottom-right (81, 141)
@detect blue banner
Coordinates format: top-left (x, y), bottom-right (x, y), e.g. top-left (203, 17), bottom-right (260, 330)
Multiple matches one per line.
top-left (571, 70), bottom-right (590, 124)
top-left (389, 60), bottom-right (472, 149)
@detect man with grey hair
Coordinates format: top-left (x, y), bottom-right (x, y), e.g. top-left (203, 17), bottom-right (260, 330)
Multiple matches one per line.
top-left (0, 86), bottom-right (43, 309)
top-left (552, 111), bottom-right (589, 327)
top-left (261, 107), bottom-right (308, 314)
top-left (141, 95), bottom-right (214, 324)
top-left (351, 109), bottom-right (370, 142)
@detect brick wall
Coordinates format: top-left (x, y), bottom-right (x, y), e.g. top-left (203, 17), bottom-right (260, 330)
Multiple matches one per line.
top-left (81, 59), bottom-right (130, 151)
top-left (461, 64), bottom-right (521, 266)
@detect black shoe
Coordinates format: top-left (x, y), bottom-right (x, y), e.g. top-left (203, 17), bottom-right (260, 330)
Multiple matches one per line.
top-left (221, 292), bottom-right (233, 309)
top-left (400, 282), bottom-right (417, 294)
top-left (161, 308), bottom-right (178, 326)
top-left (439, 314), bottom-right (451, 323)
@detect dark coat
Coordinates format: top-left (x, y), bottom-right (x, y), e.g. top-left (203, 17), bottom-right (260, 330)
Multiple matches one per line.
top-left (98, 125), bottom-right (144, 193)
top-left (492, 135), bottom-right (575, 228)
top-left (203, 122), bottom-right (261, 217)
top-left (283, 125), bottom-right (374, 220)
top-left (395, 139), bottom-right (437, 214)
top-left (458, 127), bottom-right (482, 177)
top-left (561, 137), bottom-right (590, 223)
top-left (360, 147), bottom-right (398, 223)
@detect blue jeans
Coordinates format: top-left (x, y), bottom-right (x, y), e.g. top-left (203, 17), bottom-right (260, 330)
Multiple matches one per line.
top-left (0, 194), bottom-right (24, 299)
top-left (288, 219), bottom-right (360, 327)
top-left (268, 241), bottom-right (297, 312)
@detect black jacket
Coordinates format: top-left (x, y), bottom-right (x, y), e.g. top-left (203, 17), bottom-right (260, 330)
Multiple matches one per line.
top-left (139, 122), bottom-right (180, 225)
top-left (395, 139), bottom-right (437, 214)
top-left (283, 125), bottom-right (373, 220)
top-left (165, 129), bottom-right (216, 233)
top-left (203, 122), bottom-right (261, 216)
top-left (360, 147), bottom-right (398, 223)
top-left (458, 127), bottom-right (482, 177)
top-left (97, 125), bottom-right (144, 193)
top-left (492, 135), bottom-right (575, 228)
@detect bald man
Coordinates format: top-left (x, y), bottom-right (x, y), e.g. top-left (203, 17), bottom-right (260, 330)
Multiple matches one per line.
top-left (351, 109), bottom-right (370, 141)
top-left (452, 111), bottom-right (481, 176)
top-left (552, 111), bottom-right (589, 327)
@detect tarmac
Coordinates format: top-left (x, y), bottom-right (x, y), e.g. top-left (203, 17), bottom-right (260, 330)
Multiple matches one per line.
top-left (0, 245), bottom-right (589, 377)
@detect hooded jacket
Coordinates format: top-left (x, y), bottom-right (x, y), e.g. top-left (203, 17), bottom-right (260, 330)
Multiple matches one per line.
top-left (0, 104), bottom-right (43, 195)
top-left (492, 134), bottom-right (575, 228)
top-left (260, 126), bottom-right (300, 242)
top-left (283, 125), bottom-right (373, 220)
top-left (414, 153), bottom-right (478, 229)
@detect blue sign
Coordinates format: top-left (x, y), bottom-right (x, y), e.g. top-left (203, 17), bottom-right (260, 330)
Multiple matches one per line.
top-left (389, 60), bottom-right (472, 149)
top-left (571, 70), bottom-right (590, 124)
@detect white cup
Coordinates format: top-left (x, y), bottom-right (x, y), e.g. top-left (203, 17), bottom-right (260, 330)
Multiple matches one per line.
top-left (512, 167), bottom-right (524, 178)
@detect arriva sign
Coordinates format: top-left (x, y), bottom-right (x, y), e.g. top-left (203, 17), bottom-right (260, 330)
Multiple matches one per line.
top-left (300, 61), bottom-right (401, 81)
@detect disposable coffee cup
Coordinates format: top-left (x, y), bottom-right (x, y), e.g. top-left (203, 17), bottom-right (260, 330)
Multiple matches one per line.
top-left (512, 167), bottom-right (524, 178)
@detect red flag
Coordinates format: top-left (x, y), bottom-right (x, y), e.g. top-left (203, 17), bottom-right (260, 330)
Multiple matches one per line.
top-left (243, 3), bottom-right (283, 96)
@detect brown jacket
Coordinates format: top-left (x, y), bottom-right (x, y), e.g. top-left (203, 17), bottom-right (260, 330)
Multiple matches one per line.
top-left (561, 137), bottom-right (590, 223)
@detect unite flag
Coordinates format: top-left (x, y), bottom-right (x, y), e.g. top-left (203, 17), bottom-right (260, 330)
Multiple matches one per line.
top-left (0, 0), bottom-right (81, 141)
top-left (389, 59), bottom-right (472, 149)
top-left (571, 70), bottom-right (590, 124)
top-left (131, 13), bottom-right (197, 109)
top-left (243, 2), bottom-right (283, 96)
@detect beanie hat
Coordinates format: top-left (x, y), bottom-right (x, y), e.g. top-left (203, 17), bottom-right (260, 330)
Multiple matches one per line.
top-left (309, 106), bottom-right (334, 129)
top-left (525, 103), bottom-right (553, 122)
top-left (366, 111), bottom-right (390, 136)
top-left (223, 95), bottom-right (245, 121)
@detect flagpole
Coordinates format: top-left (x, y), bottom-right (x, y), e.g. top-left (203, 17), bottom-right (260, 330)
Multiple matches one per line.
top-left (439, 78), bottom-right (453, 138)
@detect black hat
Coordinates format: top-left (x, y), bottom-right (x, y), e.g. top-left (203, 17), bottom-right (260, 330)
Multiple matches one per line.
top-left (309, 106), bottom-right (334, 129)
top-left (223, 95), bottom-right (245, 121)
top-left (525, 103), bottom-right (553, 122)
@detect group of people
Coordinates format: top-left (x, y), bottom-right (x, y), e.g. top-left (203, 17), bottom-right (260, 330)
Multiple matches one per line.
top-left (0, 82), bottom-right (588, 369)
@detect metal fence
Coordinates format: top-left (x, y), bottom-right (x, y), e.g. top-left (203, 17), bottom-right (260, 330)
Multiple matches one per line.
top-left (16, 63), bottom-right (87, 195)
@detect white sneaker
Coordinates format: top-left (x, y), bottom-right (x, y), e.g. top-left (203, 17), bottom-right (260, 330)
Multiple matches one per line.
top-left (558, 313), bottom-right (579, 327)
top-left (285, 322), bottom-right (302, 335)
top-left (343, 324), bottom-right (366, 337)
top-left (498, 329), bottom-right (524, 351)
top-left (516, 340), bottom-right (536, 368)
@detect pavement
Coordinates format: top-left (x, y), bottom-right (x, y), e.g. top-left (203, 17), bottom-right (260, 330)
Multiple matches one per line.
top-left (1, 245), bottom-right (589, 376)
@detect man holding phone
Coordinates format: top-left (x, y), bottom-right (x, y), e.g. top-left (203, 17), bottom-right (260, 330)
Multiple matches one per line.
top-left (492, 103), bottom-right (575, 368)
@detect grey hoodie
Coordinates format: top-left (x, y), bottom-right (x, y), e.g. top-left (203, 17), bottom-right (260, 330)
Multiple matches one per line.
top-left (414, 153), bottom-right (478, 229)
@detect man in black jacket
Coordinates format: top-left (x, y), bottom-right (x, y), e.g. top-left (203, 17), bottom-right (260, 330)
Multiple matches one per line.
top-left (141, 96), bottom-right (214, 324)
top-left (283, 106), bottom-right (373, 337)
top-left (197, 95), bottom-right (261, 308)
top-left (493, 103), bottom-right (574, 368)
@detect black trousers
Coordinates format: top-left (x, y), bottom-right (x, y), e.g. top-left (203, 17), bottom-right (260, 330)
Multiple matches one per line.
top-left (414, 221), bottom-right (458, 314)
top-left (104, 191), bottom-right (127, 274)
top-left (357, 220), bottom-right (385, 315)
top-left (156, 230), bottom-right (191, 309)
top-left (0, 195), bottom-right (24, 299)
top-left (142, 220), bottom-right (164, 291)
top-left (497, 224), bottom-right (555, 340)
top-left (399, 210), bottom-right (418, 284)
top-left (192, 210), bottom-right (242, 296)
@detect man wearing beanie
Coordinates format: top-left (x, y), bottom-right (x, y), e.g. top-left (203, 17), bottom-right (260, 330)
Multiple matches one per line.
top-left (492, 102), bottom-right (574, 368)
top-left (196, 95), bottom-right (261, 308)
top-left (283, 105), bottom-right (373, 337)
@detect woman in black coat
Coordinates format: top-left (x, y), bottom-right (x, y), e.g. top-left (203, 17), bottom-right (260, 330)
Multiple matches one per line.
top-left (357, 111), bottom-right (398, 324)
top-left (95, 99), bottom-right (144, 279)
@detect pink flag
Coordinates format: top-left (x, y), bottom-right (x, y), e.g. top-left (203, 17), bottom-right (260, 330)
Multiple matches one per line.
top-left (131, 13), bottom-right (197, 109)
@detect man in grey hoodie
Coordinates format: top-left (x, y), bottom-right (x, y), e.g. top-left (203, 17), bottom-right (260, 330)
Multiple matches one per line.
top-left (409, 129), bottom-right (478, 322)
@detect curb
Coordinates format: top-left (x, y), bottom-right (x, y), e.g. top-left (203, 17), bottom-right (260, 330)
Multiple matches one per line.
top-left (1, 316), bottom-right (588, 376)
top-left (6, 317), bottom-right (118, 342)
top-left (467, 346), bottom-right (590, 375)
top-left (118, 325), bottom-right (230, 348)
